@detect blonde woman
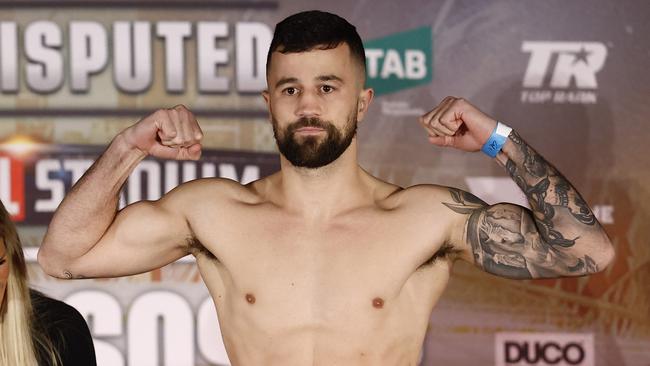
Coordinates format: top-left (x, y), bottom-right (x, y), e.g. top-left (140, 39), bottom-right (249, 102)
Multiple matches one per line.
top-left (1, 200), bottom-right (96, 365)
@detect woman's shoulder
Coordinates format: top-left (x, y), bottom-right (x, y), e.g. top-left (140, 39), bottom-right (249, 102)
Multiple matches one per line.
top-left (30, 289), bottom-right (86, 326)
top-left (30, 289), bottom-right (97, 366)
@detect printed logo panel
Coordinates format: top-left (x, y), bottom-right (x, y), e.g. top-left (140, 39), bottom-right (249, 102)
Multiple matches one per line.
top-left (495, 332), bottom-right (594, 366)
top-left (520, 41), bottom-right (607, 104)
top-left (0, 145), bottom-right (279, 226)
top-left (364, 26), bottom-right (433, 96)
top-left (0, 153), bottom-right (26, 221)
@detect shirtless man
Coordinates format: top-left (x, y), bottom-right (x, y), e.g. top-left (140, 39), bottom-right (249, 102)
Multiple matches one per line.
top-left (38, 10), bottom-right (614, 365)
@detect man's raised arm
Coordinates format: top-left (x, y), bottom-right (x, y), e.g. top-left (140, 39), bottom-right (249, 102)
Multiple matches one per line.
top-left (420, 97), bottom-right (614, 279)
top-left (38, 105), bottom-right (203, 279)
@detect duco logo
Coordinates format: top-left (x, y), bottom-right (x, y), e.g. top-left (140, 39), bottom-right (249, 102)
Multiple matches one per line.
top-left (520, 41), bottom-right (607, 104)
top-left (364, 26), bottom-right (433, 96)
top-left (495, 332), bottom-right (594, 366)
top-left (0, 153), bottom-right (25, 221)
top-left (505, 341), bottom-right (585, 365)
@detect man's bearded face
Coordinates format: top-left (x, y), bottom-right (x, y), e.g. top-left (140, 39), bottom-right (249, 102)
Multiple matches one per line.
top-left (272, 107), bottom-right (358, 169)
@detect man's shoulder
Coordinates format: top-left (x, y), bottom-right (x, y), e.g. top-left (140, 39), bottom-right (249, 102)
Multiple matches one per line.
top-left (380, 183), bottom-right (481, 220)
top-left (386, 183), bottom-right (457, 206)
top-left (166, 176), bottom-right (263, 204)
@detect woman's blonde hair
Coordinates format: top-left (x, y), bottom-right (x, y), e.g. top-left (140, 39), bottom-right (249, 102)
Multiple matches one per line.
top-left (0, 201), bottom-right (59, 366)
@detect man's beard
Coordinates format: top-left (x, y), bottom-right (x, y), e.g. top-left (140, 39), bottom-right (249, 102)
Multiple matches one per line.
top-left (272, 110), bottom-right (357, 169)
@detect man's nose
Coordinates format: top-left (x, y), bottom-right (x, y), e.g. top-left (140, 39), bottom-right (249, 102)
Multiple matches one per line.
top-left (295, 90), bottom-right (322, 118)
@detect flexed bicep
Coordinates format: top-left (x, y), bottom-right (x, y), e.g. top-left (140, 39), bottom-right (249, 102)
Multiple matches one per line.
top-left (64, 198), bottom-right (192, 279)
top-left (445, 188), bottom-right (601, 279)
top-left (39, 106), bottom-right (205, 279)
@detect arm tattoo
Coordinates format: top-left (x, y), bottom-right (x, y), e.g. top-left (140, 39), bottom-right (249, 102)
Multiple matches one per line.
top-left (442, 131), bottom-right (602, 279)
top-left (506, 131), bottom-right (597, 230)
top-left (443, 188), bottom-right (487, 214)
top-left (63, 270), bottom-right (85, 279)
top-left (462, 202), bottom-right (597, 279)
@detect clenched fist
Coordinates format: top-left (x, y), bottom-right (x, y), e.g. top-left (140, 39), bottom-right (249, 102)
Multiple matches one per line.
top-left (418, 97), bottom-right (498, 152)
top-left (122, 105), bottom-right (203, 160)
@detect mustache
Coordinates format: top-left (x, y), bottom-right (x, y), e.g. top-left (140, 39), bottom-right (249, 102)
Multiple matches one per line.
top-left (287, 117), bottom-right (330, 132)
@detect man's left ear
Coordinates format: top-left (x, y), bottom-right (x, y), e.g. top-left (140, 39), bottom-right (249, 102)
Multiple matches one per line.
top-left (356, 88), bottom-right (374, 122)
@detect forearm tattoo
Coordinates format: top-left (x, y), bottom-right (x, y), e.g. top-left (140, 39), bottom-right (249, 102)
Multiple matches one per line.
top-left (443, 132), bottom-right (600, 279)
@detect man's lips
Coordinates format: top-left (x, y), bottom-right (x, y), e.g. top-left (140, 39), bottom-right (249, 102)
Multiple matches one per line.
top-left (295, 127), bottom-right (326, 135)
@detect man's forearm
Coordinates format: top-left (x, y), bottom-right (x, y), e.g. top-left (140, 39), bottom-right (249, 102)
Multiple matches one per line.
top-left (39, 133), bottom-right (145, 274)
top-left (495, 130), bottom-right (613, 267)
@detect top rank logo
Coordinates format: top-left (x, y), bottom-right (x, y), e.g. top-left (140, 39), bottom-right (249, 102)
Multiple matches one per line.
top-left (520, 41), bottom-right (607, 104)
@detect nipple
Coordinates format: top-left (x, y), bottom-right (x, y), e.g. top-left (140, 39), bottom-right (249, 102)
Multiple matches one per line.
top-left (245, 293), bottom-right (256, 304)
top-left (372, 297), bottom-right (384, 309)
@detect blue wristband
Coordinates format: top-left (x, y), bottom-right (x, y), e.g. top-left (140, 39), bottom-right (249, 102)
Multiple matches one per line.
top-left (481, 122), bottom-right (512, 158)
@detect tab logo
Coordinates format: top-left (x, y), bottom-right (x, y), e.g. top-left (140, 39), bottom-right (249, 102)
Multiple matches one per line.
top-left (0, 154), bottom-right (25, 221)
top-left (520, 41), bottom-right (607, 104)
top-left (364, 26), bottom-right (433, 96)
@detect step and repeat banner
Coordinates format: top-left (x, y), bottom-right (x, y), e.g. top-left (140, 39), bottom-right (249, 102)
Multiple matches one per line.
top-left (1, 0), bottom-right (648, 365)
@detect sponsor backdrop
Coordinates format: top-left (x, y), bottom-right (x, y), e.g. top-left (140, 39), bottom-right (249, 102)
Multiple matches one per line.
top-left (0, 0), bottom-right (648, 365)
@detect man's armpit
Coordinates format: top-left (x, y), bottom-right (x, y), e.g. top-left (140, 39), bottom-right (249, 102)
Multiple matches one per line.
top-left (187, 236), bottom-right (219, 262)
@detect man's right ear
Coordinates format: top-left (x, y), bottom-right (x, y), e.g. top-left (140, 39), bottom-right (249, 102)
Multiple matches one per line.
top-left (262, 90), bottom-right (270, 107)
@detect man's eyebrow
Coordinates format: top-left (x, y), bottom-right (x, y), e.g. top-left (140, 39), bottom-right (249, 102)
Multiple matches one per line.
top-left (274, 75), bottom-right (344, 89)
top-left (317, 74), bottom-right (344, 83)
top-left (275, 77), bottom-right (298, 89)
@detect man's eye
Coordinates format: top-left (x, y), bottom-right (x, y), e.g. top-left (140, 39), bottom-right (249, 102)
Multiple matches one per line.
top-left (284, 87), bottom-right (298, 95)
top-left (321, 85), bottom-right (334, 93)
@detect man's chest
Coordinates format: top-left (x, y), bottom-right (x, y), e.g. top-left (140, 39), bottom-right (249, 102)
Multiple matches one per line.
top-left (193, 205), bottom-right (448, 301)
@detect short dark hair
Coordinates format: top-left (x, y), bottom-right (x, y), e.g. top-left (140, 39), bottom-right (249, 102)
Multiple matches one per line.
top-left (266, 10), bottom-right (366, 77)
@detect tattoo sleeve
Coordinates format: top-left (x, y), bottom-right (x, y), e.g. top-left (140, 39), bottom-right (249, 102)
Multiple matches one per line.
top-left (442, 131), bottom-right (609, 279)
